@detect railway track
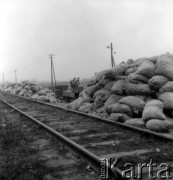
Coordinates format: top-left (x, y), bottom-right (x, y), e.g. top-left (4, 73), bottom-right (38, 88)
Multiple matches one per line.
top-left (1, 91), bottom-right (173, 179)
top-left (0, 101), bottom-right (99, 180)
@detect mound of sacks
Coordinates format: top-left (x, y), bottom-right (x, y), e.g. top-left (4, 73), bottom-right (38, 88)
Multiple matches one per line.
top-left (67, 53), bottom-right (173, 133)
top-left (1, 81), bottom-right (57, 103)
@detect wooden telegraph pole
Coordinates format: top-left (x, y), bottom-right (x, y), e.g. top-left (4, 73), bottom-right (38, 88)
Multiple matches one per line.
top-left (2, 73), bottom-right (4, 85)
top-left (48, 54), bottom-right (57, 92)
top-left (107, 43), bottom-right (116, 67)
top-left (15, 69), bottom-right (17, 84)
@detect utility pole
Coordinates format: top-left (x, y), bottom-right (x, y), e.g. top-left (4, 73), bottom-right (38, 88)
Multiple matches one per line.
top-left (2, 73), bottom-right (4, 85)
top-left (107, 43), bottom-right (116, 67)
top-left (48, 54), bottom-right (57, 92)
top-left (15, 69), bottom-right (17, 84)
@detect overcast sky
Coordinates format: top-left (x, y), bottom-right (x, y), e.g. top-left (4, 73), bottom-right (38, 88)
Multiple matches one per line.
top-left (0, 0), bottom-right (173, 83)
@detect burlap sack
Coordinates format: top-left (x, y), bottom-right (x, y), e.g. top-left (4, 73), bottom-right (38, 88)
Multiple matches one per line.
top-left (106, 103), bottom-right (133, 117)
top-left (79, 103), bottom-right (93, 113)
top-left (67, 97), bottom-right (91, 110)
top-left (85, 83), bottom-right (101, 97)
top-left (119, 96), bottom-right (145, 113)
top-left (109, 113), bottom-right (131, 123)
top-left (155, 55), bottom-right (173, 80)
top-left (148, 75), bottom-right (168, 91)
top-left (158, 92), bottom-right (173, 111)
top-left (128, 73), bottom-right (149, 84)
top-left (159, 81), bottom-right (173, 93)
top-left (105, 94), bottom-right (124, 107)
top-left (125, 81), bottom-right (151, 96)
top-left (93, 89), bottom-right (111, 101)
top-left (136, 60), bottom-right (155, 78)
top-left (146, 119), bottom-right (171, 132)
top-left (124, 118), bottom-right (145, 128)
top-left (111, 80), bottom-right (125, 95)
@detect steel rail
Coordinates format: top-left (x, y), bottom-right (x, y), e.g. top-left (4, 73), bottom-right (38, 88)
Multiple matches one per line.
top-left (0, 98), bottom-right (126, 180)
top-left (1, 91), bottom-right (173, 142)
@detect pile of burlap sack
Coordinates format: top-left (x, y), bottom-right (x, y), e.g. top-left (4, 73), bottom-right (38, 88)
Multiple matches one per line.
top-left (67, 53), bottom-right (173, 133)
top-left (1, 81), bottom-right (57, 103)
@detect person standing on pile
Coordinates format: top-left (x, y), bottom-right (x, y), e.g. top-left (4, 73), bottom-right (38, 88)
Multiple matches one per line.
top-left (69, 79), bottom-right (73, 91)
top-left (73, 78), bottom-right (78, 92)
top-left (76, 77), bottom-right (80, 92)
top-left (72, 78), bottom-right (76, 92)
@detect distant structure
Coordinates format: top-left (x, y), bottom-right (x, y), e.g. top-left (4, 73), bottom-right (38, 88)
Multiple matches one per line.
top-left (48, 54), bottom-right (57, 92)
top-left (107, 42), bottom-right (116, 67)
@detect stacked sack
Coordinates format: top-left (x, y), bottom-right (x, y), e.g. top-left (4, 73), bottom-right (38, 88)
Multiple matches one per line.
top-left (150, 55), bottom-right (173, 117)
top-left (67, 53), bottom-right (173, 133)
top-left (1, 81), bottom-right (57, 103)
top-left (142, 100), bottom-right (172, 132)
